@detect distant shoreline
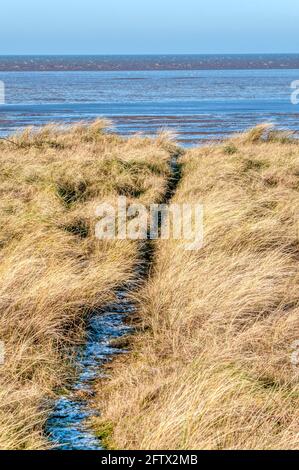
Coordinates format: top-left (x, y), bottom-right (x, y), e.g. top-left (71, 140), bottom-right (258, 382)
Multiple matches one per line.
top-left (1, 54), bottom-right (299, 71)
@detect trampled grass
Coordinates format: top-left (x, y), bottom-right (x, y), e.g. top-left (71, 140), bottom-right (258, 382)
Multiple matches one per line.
top-left (0, 121), bottom-right (174, 449)
top-left (95, 126), bottom-right (299, 450)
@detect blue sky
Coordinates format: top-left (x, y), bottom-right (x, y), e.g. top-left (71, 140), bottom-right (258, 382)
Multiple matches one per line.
top-left (1, 0), bottom-right (298, 54)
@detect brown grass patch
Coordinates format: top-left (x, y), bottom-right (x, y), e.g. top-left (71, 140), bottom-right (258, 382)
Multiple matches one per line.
top-left (95, 128), bottom-right (299, 450)
top-left (0, 121), bottom-right (175, 449)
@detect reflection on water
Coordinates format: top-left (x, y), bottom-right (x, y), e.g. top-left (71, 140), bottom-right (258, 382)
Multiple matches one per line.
top-left (0, 66), bottom-right (299, 146)
top-left (45, 290), bottom-right (133, 450)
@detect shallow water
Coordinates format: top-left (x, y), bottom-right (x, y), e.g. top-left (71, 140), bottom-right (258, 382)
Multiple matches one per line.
top-left (45, 290), bottom-right (134, 450)
top-left (1, 66), bottom-right (299, 145)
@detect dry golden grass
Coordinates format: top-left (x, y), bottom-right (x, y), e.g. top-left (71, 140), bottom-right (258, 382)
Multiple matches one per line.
top-left (95, 126), bottom-right (299, 450)
top-left (0, 121), bottom-right (175, 449)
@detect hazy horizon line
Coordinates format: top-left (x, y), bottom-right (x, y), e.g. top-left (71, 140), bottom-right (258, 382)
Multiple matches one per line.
top-left (1, 52), bottom-right (299, 57)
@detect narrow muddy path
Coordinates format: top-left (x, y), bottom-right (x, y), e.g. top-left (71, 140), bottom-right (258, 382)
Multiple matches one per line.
top-left (45, 288), bottom-right (135, 450)
top-left (45, 153), bottom-right (182, 450)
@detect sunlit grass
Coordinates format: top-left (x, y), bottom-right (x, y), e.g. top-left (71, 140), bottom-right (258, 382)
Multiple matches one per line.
top-left (0, 121), bottom-right (175, 449)
top-left (95, 127), bottom-right (299, 450)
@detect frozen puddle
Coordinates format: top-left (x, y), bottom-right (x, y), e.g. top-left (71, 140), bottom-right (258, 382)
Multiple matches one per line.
top-left (45, 289), bottom-right (134, 450)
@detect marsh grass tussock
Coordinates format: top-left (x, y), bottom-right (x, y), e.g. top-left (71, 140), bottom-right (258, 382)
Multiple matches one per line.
top-left (0, 121), bottom-right (175, 449)
top-left (95, 127), bottom-right (299, 450)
